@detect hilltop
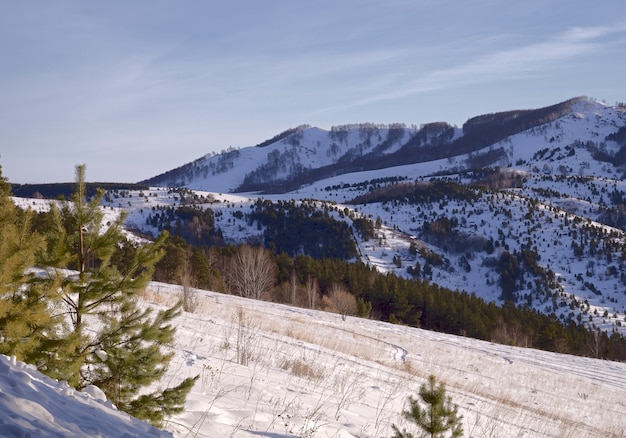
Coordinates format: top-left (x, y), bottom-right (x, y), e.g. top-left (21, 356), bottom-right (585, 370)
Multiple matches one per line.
top-left (151, 282), bottom-right (626, 437)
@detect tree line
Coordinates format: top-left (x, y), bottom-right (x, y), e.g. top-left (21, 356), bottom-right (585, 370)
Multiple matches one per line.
top-left (146, 231), bottom-right (626, 361)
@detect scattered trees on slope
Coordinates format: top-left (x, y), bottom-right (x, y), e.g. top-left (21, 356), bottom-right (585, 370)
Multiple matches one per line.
top-left (247, 199), bottom-right (358, 259)
top-left (349, 180), bottom-right (480, 206)
top-left (146, 205), bottom-right (224, 247)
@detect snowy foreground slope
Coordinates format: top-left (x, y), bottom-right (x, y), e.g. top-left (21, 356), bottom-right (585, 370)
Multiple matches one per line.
top-left (0, 355), bottom-right (171, 437)
top-left (143, 283), bottom-right (626, 438)
top-left (1, 282), bottom-right (624, 437)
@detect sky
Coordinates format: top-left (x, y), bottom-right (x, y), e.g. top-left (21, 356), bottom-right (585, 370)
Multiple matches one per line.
top-left (1, 1), bottom-right (626, 184)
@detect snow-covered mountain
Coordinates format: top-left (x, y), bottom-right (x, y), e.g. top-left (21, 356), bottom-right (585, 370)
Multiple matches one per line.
top-left (7, 96), bottom-right (626, 437)
top-left (126, 97), bottom-right (626, 335)
top-left (142, 97), bottom-right (624, 193)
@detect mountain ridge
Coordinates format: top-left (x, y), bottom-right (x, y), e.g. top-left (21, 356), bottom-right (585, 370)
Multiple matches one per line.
top-left (141, 96), bottom-right (596, 193)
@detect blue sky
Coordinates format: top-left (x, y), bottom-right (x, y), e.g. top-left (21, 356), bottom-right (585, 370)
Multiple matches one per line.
top-left (1, 1), bottom-right (626, 184)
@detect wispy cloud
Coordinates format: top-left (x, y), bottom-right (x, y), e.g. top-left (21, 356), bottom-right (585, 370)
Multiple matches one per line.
top-left (350, 22), bottom-right (626, 107)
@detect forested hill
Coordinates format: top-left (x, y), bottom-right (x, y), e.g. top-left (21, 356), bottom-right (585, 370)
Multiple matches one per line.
top-left (12, 96), bottom-right (626, 360)
top-left (125, 96), bottom-right (626, 346)
top-left (141, 96), bottom-right (617, 193)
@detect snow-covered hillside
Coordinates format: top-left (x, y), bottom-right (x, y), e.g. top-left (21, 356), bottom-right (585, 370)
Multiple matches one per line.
top-left (142, 98), bottom-right (624, 193)
top-left (143, 122), bottom-right (458, 193)
top-left (146, 284), bottom-right (626, 437)
top-left (12, 98), bottom-right (626, 340)
top-left (0, 354), bottom-right (171, 437)
top-left (3, 283), bottom-right (624, 437)
top-left (103, 97), bottom-right (626, 336)
top-left (16, 99), bottom-right (626, 336)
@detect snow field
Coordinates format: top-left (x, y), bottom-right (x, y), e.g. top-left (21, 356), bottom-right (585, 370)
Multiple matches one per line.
top-left (0, 354), bottom-right (172, 437)
top-left (140, 283), bottom-right (626, 437)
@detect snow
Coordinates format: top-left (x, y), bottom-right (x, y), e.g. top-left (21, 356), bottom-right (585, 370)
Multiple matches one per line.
top-left (150, 284), bottom-right (626, 437)
top-left (12, 99), bottom-right (626, 336)
top-left (153, 125), bottom-right (431, 193)
top-left (94, 162), bottom-right (626, 336)
top-left (4, 282), bottom-right (624, 436)
top-left (0, 354), bottom-right (171, 437)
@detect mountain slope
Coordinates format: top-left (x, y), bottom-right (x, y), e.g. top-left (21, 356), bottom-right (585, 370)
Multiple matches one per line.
top-left (5, 280), bottom-right (623, 437)
top-left (142, 97), bottom-right (617, 194)
top-left (150, 283), bottom-right (626, 437)
top-left (14, 97), bottom-right (626, 336)
top-left (126, 97), bottom-right (626, 336)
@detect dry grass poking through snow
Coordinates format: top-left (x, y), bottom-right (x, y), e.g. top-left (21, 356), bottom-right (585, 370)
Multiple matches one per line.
top-left (141, 284), bottom-right (626, 438)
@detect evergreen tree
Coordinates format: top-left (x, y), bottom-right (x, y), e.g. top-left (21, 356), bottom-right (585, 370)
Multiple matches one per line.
top-left (392, 375), bottom-right (463, 438)
top-left (0, 165), bottom-right (64, 364)
top-left (42, 165), bottom-right (197, 425)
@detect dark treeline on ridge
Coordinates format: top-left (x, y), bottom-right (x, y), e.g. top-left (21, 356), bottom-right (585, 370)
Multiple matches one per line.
top-left (115, 229), bottom-right (626, 362)
top-left (11, 182), bottom-right (149, 200)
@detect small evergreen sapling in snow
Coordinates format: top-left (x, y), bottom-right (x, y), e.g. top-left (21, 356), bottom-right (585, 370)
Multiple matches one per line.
top-left (40, 164), bottom-right (197, 426)
top-left (392, 374), bottom-right (463, 438)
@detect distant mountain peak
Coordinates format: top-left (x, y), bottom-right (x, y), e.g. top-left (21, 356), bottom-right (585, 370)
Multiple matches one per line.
top-left (141, 97), bottom-right (625, 194)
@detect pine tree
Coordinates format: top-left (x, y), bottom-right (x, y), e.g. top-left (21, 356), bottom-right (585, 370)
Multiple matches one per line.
top-left (42, 164), bottom-right (197, 425)
top-left (0, 165), bottom-right (64, 365)
top-left (392, 375), bottom-right (463, 438)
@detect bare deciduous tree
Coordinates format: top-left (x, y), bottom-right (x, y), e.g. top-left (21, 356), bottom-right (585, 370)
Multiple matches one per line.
top-left (226, 245), bottom-right (275, 300)
top-left (327, 284), bottom-right (357, 321)
top-left (181, 249), bottom-right (198, 313)
top-left (305, 276), bottom-right (319, 309)
top-left (290, 271), bottom-right (297, 305)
